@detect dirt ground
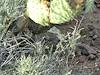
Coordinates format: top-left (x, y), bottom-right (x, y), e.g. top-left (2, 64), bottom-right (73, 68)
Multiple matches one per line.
top-left (71, 2), bottom-right (100, 75)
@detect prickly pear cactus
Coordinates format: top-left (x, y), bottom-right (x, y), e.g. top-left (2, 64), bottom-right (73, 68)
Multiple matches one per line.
top-left (26, 0), bottom-right (94, 26)
top-left (26, 0), bottom-right (50, 26)
top-left (50, 0), bottom-right (76, 25)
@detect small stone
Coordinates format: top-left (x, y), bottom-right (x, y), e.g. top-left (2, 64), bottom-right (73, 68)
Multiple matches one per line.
top-left (97, 53), bottom-right (100, 57)
top-left (88, 54), bottom-right (96, 60)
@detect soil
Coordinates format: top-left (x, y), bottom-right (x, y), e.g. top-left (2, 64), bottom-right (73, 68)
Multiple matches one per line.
top-left (71, 2), bottom-right (100, 75)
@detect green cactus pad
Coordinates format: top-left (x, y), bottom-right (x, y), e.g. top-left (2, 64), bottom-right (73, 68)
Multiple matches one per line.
top-left (26, 0), bottom-right (94, 26)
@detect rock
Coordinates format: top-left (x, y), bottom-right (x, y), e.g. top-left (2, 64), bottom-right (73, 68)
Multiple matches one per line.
top-left (88, 54), bottom-right (96, 60)
top-left (94, 0), bottom-right (100, 8)
top-left (77, 43), bottom-right (97, 55)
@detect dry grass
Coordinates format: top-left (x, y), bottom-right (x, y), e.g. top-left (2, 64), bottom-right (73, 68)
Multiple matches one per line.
top-left (0, 0), bottom-right (88, 75)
